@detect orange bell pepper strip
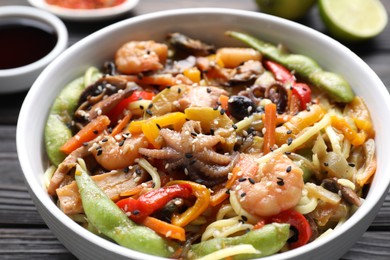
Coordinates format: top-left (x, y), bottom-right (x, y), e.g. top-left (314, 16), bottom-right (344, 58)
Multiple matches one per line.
top-left (139, 216), bottom-right (186, 241)
top-left (330, 115), bottom-right (366, 146)
top-left (275, 104), bottom-right (324, 146)
top-left (263, 102), bottom-right (277, 154)
top-left (218, 94), bottom-right (230, 112)
top-left (168, 180), bottom-right (210, 227)
top-left (60, 115), bottom-right (110, 154)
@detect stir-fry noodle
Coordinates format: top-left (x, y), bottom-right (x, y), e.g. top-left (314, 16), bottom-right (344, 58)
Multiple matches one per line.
top-left (44, 31), bottom-right (376, 259)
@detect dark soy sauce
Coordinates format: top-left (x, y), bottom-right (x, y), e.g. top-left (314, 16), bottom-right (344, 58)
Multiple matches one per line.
top-left (0, 18), bottom-right (58, 70)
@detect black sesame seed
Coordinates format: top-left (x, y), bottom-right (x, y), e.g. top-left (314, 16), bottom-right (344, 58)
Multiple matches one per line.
top-left (324, 162), bottom-right (329, 167)
top-left (119, 140), bottom-right (125, 147)
top-left (139, 105), bottom-right (144, 110)
top-left (146, 109), bottom-right (153, 116)
top-left (185, 153), bottom-right (193, 158)
top-left (101, 138), bottom-right (108, 143)
top-left (232, 124), bottom-right (238, 130)
top-left (286, 130), bottom-right (292, 134)
top-left (241, 215), bottom-right (248, 222)
top-left (213, 106), bottom-right (219, 110)
top-left (225, 189), bottom-right (230, 194)
top-left (156, 123), bottom-right (161, 130)
top-left (220, 108), bottom-right (226, 115)
top-left (238, 177), bottom-right (247, 182)
top-left (240, 192), bottom-right (246, 198)
top-left (284, 151), bottom-right (291, 155)
top-left (348, 163), bottom-right (355, 167)
top-left (132, 210), bottom-right (140, 215)
top-left (123, 167), bottom-right (129, 173)
top-left (135, 168), bottom-right (142, 175)
top-left (286, 166), bottom-right (292, 173)
top-left (148, 103), bottom-right (153, 109)
top-left (177, 88), bottom-right (182, 94)
top-left (248, 178), bottom-right (255, 184)
top-left (191, 132), bottom-right (198, 137)
top-left (287, 137), bottom-right (293, 145)
top-left (82, 142), bottom-right (89, 146)
top-left (97, 149), bottom-right (103, 156)
top-left (93, 130), bottom-right (99, 135)
top-left (166, 86), bottom-right (171, 89)
top-left (239, 219), bottom-right (245, 224)
top-left (277, 177), bottom-right (285, 186)
top-left (206, 87), bottom-right (212, 93)
top-left (210, 129), bottom-right (215, 135)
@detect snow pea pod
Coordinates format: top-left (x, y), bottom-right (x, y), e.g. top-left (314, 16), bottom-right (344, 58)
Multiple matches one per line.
top-left (190, 223), bottom-right (290, 259)
top-left (74, 161), bottom-right (177, 257)
top-left (44, 67), bottom-right (101, 166)
top-left (226, 31), bottom-right (354, 103)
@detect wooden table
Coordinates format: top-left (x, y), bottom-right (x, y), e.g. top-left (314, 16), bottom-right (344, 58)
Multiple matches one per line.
top-left (1, 1), bottom-right (389, 259)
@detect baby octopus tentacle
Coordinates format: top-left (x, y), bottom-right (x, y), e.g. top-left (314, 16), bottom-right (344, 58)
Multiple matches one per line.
top-left (195, 149), bottom-right (232, 165)
top-left (139, 147), bottom-right (182, 160)
top-left (192, 153), bottom-right (239, 178)
top-left (159, 129), bottom-right (185, 151)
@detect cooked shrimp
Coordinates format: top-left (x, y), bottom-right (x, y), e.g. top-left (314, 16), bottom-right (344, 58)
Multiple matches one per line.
top-left (115, 41), bottom-right (168, 74)
top-left (91, 133), bottom-right (148, 170)
top-left (233, 153), bottom-right (304, 217)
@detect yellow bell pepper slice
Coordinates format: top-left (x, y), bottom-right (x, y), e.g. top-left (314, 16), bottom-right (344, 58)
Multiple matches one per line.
top-left (331, 115), bottom-right (366, 146)
top-left (167, 180), bottom-right (210, 227)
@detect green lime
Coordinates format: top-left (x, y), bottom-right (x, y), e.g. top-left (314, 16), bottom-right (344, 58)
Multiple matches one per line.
top-left (319, 0), bottom-right (388, 41)
top-left (255, 0), bottom-right (317, 20)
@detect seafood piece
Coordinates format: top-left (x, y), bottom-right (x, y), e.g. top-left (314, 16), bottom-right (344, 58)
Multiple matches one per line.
top-left (47, 145), bottom-right (91, 195)
top-left (139, 120), bottom-right (238, 187)
top-left (92, 134), bottom-right (148, 171)
top-left (115, 40), bottom-right (168, 74)
top-left (234, 153), bottom-right (304, 217)
top-left (178, 86), bottom-right (228, 110)
top-left (56, 168), bottom-right (147, 215)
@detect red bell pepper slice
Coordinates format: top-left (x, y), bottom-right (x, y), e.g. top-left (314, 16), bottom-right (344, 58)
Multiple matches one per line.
top-left (116, 183), bottom-right (193, 221)
top-left (270, 209), bottom-right (312, 249)
top-left (107, 90), bottom-right (155, 123)
top-left (264, 60), bottom-right (311, 110)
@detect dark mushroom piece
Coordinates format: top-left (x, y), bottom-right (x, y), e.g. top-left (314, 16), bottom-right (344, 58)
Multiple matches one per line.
top-left (228, 95), bottom-right (257, 120)
top-left (167, 32), bottom-right (216, 57)
top-left (321, 178), bottom-right (362, 207)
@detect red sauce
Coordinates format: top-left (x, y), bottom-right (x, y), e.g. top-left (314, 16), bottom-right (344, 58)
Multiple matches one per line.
top-left (0, 18), bottom-right (57, 70)
top-left (45, 0), bottom-right (126, 9)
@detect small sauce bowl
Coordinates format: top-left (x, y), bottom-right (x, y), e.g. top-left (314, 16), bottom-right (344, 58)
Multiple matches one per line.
top-left (0, 6), bottom-right (68, 93)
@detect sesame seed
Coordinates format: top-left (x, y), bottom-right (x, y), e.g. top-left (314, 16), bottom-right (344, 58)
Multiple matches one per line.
top-left (156, 123), bottom-right (161, 130)
top-left (135, 168), bottom-right (142, 175)
top-left (348, 163), bottom-right (355, 167)
top-left (185, 153), bottom-right (193, 158)
top-left (96, 149), bottom-right (103, 156)
top-left (287, 137), bottom-right (293, 145)
top-left (284, 151), bottom-right (291, 155)
top-left (82, 142), bottom-right (89, 146)
top-left (286, 166), bottom-right (292, 173)
top-left (101, 138), bottom-right (108, 142)
top-left (146, 109), bottom-right (153, 116)
top-left (177, 88), bottom-right (181, 94)
top-left (225, 189), bottom-right (230, 194)
top-left (190, 132), bottom-right (198, 137)
top-left (139, 105), bottom-right (144, 110)
top-left (248, 178), bottom-right (255, 184)
top-left (220, 109), bottom-right (226, 115)
top-left (286, 130), bottom-right (292, 134)
top-left (238, 177), bottom-right (247, 182)
top-left (324, 162), bottom-right (329, 167)
top-left (277, 177), bottom-right (284, 186)
top-left (232, 124), bottom-right (238, 130)
top-left (148, 103), bottom-right (153, 109)
top-left (132, 210), bottom-right (140, 215)
top-left (93, 130), bottom-right (99, 135)
top-left (240, 192), bottom-right (246, 198)
top-left (206, 88), bottom-right (212, 93)
top-left (241, 215), bottom-right (248, 222)
top-left (119, 140), bottom-right (125, 147)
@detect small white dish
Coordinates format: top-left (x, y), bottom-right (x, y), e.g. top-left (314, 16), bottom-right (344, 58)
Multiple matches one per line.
top-left (0, 6), bottom-right (67, 93)
top-left (28, 0), bottom-right (139, 21)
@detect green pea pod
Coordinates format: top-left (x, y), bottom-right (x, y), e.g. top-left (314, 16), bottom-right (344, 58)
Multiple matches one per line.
top-left (226, 31), bottom-right (354, 103)
top-left (44, 67), bottom-right (101, 166)
top-left (190, 223), bottom-right (290, 259)
top-left (74, 161), bottom-right (176, 257)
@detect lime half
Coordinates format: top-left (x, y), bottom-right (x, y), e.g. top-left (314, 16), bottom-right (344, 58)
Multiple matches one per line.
top-left (255, 0), bottom-right (316, 20)
top-left (319, 0), bottom-right (388, 41)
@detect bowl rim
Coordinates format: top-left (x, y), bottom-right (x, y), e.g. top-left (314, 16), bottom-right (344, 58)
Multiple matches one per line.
top-left (0, 5), bottom-right (68, 77)
top-left (17, 7), bottom-right (390, 260)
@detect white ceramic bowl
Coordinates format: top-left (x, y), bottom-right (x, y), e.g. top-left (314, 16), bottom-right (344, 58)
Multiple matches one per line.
top-left (17, 8), bottom-right (390, 260)
top-left (0, 6), bottom-right (68, 93)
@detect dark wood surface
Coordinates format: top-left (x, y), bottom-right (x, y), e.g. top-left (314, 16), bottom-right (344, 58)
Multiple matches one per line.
top-left (1, 1), bottom-right (389, 259)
